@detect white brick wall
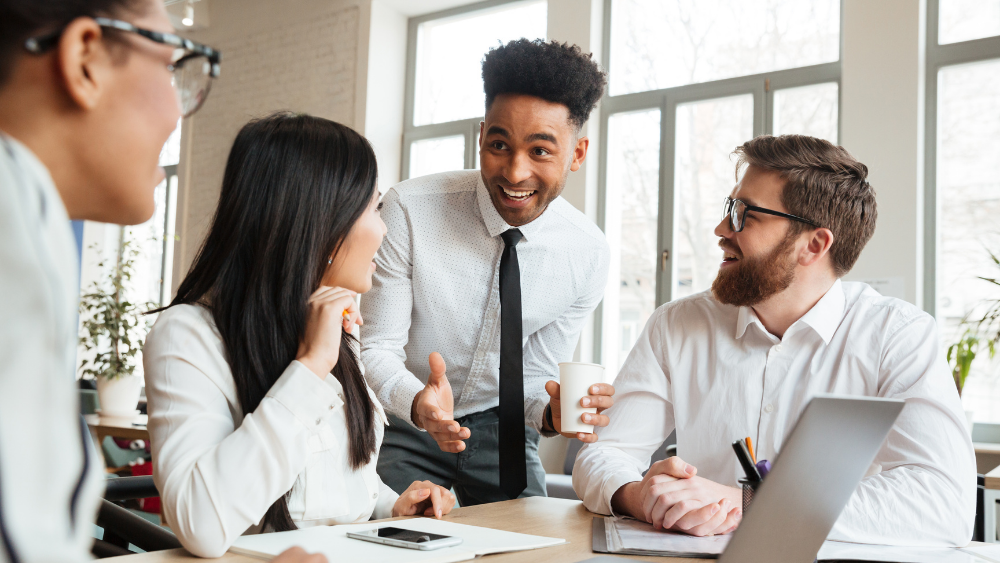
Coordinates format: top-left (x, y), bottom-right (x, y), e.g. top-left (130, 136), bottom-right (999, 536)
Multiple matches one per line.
top-left (173, 0), bottom-right (365, 291)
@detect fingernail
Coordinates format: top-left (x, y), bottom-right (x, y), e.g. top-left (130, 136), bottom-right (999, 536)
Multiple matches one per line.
top-left (684, 464), bottom-right (695, 475)
top-left (583, 414), bottom-right (591, 422)
top-left (711, 504), bottom-right (720, 515)
top-left (431, 412), bottom-right (439, 420)
top-left (591, 385), bottom-right (600, 393)
top-left (581, 398), bottom-right (590, 407)
top-left (436, 509), bottom-right (442, 518)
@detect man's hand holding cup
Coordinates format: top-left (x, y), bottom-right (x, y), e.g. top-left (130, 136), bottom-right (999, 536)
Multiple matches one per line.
top-left (544, 362), bottom-right (615, 443)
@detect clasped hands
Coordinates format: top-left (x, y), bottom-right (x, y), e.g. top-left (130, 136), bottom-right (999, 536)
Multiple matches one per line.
top-left (612, 457), bottom-right (743, 537)
top-left (410, 352), bottom-right (616, 453)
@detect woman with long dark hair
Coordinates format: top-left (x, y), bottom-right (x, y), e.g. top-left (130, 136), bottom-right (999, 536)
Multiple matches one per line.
top-left (143, 112), bottom-right (454, 558)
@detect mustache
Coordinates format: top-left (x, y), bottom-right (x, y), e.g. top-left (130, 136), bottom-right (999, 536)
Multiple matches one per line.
top-left (718, 239), bottom-right (742, 258)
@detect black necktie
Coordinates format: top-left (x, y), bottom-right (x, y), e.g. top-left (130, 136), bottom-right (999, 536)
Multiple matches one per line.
top-left (499, 228), bottom-right (526, 499)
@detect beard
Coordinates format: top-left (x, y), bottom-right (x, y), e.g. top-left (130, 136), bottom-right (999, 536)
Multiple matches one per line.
top-left (711, 232), bottom-right (798, 307)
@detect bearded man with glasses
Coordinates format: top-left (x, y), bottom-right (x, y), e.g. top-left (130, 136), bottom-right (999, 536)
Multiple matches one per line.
top-left (0, 2), bottom-right (317, 562)
top-left (572, 134), bottom-right (976, 546)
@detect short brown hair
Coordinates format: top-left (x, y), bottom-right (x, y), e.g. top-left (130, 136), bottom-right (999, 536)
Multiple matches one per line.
top-left (734, 135), bottom-right (876, 277)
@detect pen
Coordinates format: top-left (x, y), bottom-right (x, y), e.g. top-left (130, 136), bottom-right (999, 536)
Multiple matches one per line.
top-left (745, 437), bottom-right (755, 463)
top-left (732, 439), bottom-right (762, 482)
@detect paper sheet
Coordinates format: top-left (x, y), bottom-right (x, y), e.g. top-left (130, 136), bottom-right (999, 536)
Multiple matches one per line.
top-left (818, 541), bottom-right (981, 563)
top-left (230, 517), bottom-right (565, 563)
top-left (607, 518), bottom-right (731, 556)
top-left (960, 543), bottom-right (1000, 563)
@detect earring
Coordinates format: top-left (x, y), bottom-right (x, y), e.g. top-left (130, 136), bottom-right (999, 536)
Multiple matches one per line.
top-left (328, 258), bottom-right (332, 264)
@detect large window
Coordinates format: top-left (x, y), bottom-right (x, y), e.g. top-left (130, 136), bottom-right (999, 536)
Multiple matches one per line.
top-left (598, 0), bottom-right (841, 369)
top-left (127, 122), bottom-right (181, 308)
top-left (927, 0), bottom-right (1000, 422)
top-left (402, 0), bottom-right (547, 180)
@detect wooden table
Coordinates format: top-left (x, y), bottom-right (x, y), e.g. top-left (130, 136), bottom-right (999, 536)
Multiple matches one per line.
top-left (105, 497), bottom-right (707, 562)
top-left (984, 464), bottom-right (1000, 543)
top-left (85, 413), bottom-right (150, 444)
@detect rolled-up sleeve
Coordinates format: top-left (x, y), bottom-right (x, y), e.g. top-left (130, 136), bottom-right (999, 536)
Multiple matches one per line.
top-left (573, 308), bottom-right (675, 514)
top-left (360, 188), bottom-right (426, 426)
top-left (829, 313), bottom-right (976, 546)
top-left (144, 310), bottom-right (340, 558)
top-left (522, 239), bottom-right (609, 433)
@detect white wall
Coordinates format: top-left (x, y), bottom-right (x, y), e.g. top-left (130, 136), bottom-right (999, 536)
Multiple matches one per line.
top-left (357, 1), bottom-right (409, 188)
top-left (840, 0), bottom-right (927, 306)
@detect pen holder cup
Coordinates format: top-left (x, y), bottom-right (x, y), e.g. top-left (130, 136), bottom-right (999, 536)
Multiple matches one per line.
top-left (738, 479), bottom-right (759, 514)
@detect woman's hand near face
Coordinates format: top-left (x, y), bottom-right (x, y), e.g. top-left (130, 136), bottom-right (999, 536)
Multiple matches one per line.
top-left (391, 480), bottom-right (455, 519)
top-left (295, 286), bottom-right (362, 378)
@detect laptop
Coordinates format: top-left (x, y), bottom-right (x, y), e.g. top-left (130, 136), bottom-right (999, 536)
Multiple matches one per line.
top-left (718, 395), bottom-right (904, 563)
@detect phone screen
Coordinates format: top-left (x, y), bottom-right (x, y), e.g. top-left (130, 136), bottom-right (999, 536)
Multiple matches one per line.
top-left (374, 527), bottom-right (452, 544)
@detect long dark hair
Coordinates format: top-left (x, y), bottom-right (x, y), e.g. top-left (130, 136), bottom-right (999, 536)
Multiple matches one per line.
top-left (164, 112), bottom-right (378, 532)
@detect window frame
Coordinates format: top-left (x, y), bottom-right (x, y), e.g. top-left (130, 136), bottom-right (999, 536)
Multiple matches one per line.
top-left (401, 0), bottom-right (544, 180)
top-left (923, 0), bottom-right (1000, 316)
top-left (593, 0), bottom-right (843, 363)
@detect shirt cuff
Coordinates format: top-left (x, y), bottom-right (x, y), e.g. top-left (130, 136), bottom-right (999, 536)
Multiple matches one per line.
top-left (389, 372), bottom-right (427, 430)
top-left (601, 472), bottom-right (643, 517)
top-left (525, 396), bottom-right (549, 435)
top-left (265, 361), bottom-right (342, 430)
top-left (373, 479), bottom-right (399, 520)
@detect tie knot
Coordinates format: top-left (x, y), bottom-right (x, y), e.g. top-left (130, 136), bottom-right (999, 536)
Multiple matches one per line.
top-left (501, 228), bottom-right (522, 247)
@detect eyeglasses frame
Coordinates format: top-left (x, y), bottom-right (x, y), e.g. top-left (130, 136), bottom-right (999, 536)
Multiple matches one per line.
top-left (724, 196), bottom-right (822, 233)
top-left (23, 17), bottom-right (221, 115)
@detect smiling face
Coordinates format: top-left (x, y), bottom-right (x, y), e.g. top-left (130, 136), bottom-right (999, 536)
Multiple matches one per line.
top-left (711, 165), bottom-right (801, 306)
top-left (479, 93), bottom-right (588, 226)
top-left (323, 188), bottom-right (387, 293)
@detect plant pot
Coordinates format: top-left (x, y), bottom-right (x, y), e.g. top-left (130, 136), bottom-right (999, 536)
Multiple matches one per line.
top-left (97, 374), bottom-right (142, 418)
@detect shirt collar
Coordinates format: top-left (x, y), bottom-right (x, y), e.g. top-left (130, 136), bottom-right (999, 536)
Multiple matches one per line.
top-left (795, 278), bottom-right (846, 345)
top-left (734, 279), bottom-right (846, 345)
top-left (475, 174), bottom-right (549, 242)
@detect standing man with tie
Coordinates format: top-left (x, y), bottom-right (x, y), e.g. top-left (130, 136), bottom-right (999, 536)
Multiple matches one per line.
top-left (361, 39), bottom-right (614, 504)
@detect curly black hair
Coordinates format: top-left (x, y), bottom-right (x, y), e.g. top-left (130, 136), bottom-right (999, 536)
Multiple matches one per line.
top-left (482, 39), bottom-right (607, 130)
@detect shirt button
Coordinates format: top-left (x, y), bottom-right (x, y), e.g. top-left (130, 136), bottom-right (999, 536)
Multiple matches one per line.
top-left (774, 344), bottom-right (782, 353)
top-left (315, 417), bottom-right (322, 425)
top-left (372, 492), bottom-right (378, 499)
top-left (764, 404), bottom-right (774, 414)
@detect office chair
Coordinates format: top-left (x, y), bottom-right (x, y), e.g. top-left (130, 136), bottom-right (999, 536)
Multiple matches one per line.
top-left (92, 476), bottom-right (182, 558)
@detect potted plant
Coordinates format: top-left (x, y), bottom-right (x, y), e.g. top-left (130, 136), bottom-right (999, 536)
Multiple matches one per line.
top-left (79, 233), bottom-right (155, 418)
top-left (948, 249), bottom-right (1000, 434)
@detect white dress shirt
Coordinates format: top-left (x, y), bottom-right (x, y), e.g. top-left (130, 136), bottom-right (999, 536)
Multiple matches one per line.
top-left (573, 280), bottom-right (976, 546)
top-left (0, 133), bottom-right (103, 563)
top-left (360, 170), bottom-right (610, 431)
top-left (144, 304), bottom-right (398, 558)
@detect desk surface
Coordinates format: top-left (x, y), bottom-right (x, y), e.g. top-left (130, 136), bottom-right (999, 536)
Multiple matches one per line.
top-left (106, 497), bottom-right (709, 562)
top-left (85, 413), bottom-right (150, 442)
top-left (986, 463), bottom-right (1000, 490)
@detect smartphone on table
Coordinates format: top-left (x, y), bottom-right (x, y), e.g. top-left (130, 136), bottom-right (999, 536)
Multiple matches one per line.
top-left (346, 526), bottom-right (463, 551)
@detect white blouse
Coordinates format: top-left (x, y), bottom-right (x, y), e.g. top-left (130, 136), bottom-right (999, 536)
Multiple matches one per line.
top-left (144, 304), bottom-right (398, 558)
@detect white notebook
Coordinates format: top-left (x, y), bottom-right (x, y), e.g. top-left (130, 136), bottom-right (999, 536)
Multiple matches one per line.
top-left (230, 518), bottom-right (566, 563)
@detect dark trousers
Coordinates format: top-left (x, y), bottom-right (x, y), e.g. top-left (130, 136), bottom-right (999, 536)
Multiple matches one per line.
top-left (376, 408), bottom-right (547, 506)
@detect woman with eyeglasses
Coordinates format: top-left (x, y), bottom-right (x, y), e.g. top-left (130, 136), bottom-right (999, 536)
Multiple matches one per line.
top-left (142, 113), bottom-right (455, 558)
top-left (0, 2), bottom-right (321, 563)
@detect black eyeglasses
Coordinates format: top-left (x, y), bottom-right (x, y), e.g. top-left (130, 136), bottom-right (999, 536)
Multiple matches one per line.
top-left (723, 196), bottom-right (821, 233)
top-left (24, 17), bottom-right (221, 117)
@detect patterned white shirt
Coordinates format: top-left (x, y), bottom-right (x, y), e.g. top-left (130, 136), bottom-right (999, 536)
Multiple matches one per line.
top-left (360, 170), bottom-right (610, 432)
top-left (573, 280), bottom-right (977, 546)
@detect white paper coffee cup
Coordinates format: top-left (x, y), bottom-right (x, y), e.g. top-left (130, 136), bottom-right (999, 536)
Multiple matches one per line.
top-left (559, 362), bottom-right (605, 434)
